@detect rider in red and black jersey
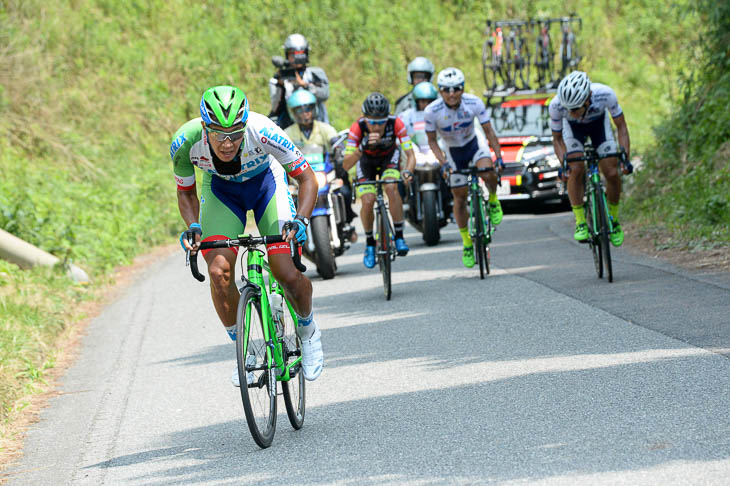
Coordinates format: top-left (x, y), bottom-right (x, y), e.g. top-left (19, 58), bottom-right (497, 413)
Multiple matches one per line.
top-left (343, 92), bottom-right (416, 269)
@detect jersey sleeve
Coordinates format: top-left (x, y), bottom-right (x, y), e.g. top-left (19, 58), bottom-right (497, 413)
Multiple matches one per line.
top-left (473, 97), bottom-right (491, 125)
top-left (345, 121), bottom-right (363, 155)
top-left (255, 117), bottom-right (310, 177)
top-left (424, 106), bottom-right (436, 133)
top-left (394, 117), bottom-right (413, 151)
top-left (170, 120), bottom-right (199, 191)
top-left (604, 86), bottom-right (623, 118)
top-left (548, 97), bottom-right (564, 132)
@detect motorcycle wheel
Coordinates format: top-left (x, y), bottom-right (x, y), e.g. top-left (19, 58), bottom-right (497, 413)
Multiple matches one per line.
top-left (421, 191), bottom-right (440, 246)
top-left (311, 215), bottom-right (336, 280)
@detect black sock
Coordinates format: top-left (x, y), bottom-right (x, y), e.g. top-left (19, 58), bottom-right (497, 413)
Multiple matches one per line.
top-left (365, 231), bottom-right (375, 247)
top-left (394, 221), bottom-right (404, 240)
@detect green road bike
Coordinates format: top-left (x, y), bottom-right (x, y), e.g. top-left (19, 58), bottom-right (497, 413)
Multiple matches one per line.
top-left (188, 231), bottom-right (307, 448)
top-left (353, 179), bottom-right (404, 300)
top-left (566, 145), bottom-right (628, 283)
top-left (456, 166), bottom-right (497, 279)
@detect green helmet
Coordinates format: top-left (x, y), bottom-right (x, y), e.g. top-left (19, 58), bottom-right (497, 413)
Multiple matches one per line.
top-left (413, 81), bottom-right (438, 101)
top-left (199, 86), bottom-right (249, 128)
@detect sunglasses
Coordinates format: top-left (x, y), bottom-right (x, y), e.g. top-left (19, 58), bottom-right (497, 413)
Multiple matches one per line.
top-left (206, 127), bottom-right (245, 143)
top-left (365, 118), bottom-right (388, 125)
top-left (293, 104), bottom-right (316, 115)
top-left (439, 85), bottom-right (464, 94)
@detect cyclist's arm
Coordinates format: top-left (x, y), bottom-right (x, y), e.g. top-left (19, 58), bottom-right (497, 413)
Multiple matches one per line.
top-left (613, 113), bottom-right (630, 161)
top-left (551, 130), bottom-right (567, 163)
top-left (426, 131), bottom-right (446, 166)
top-left (291, 167), bottom-right (317, 220)
top-left (343, 121), bottom-right (362, 171)
top-left (177, 189), bottom-right (200, 228)
top-left (481, 121), bottom-right (502, 162)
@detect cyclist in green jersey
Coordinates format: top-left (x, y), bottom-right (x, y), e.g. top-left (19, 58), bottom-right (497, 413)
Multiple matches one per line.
top-left (172, 86), bottom-right (324, 384)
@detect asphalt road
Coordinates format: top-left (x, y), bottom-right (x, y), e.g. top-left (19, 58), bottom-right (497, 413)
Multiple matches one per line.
top-left (7, 208), bottom-right (730, 485)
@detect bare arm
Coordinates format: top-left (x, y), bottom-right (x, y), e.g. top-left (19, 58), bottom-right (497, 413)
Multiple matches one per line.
top-left (292, 167), bottom-right (317, 219)
top-left (481, 121), bottom-right (502, 162)
top-left (177, 189), bottom-right (200, 228)
top-left (343, 149), bottom-right (361, 171)
top-left (552, 131), bottom-right (567, 163)
top-left (427, 131), bottom-right (446, 166)
top-left (613, 114), bottom-right (630, 160)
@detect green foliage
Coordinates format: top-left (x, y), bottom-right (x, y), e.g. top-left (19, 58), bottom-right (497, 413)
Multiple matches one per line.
top-left (624, 0), bottom-right (730, 246)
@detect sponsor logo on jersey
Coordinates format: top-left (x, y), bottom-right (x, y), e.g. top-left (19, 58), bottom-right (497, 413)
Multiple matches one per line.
top-left (170, 133), bottom-right (187, 159)
top-left (258, 127), bottom-right (297, 153)
top-left (244, 154), bottom-right (268, 169)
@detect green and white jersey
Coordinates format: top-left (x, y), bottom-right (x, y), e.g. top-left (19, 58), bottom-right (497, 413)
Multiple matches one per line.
top-left (169, 111), bottom-right (309, 190)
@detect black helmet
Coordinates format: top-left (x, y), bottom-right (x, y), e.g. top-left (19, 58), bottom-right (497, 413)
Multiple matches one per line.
top-left (361, 92), bottom-right (390, 117)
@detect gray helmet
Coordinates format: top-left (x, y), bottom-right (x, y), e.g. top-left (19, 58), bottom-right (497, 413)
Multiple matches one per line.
top-left (407, 57), bottom-right (435, 84)
top-left (283, 33), bottom-right (309, 64)
top-left (558, 71), bottom-right (591, 109)
top-left (362, 92), bottom-right (390, 117)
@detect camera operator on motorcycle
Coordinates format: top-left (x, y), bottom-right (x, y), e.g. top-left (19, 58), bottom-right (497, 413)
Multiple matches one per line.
top-left (343, 92), bottom-right (417, 269)
top-left (269, 33), bottom-right (330, 129)
top-left (285, 88), bottom-right (358, 240)
top-left (398, 81), bottom-right (439, 149)
top-left (394, 57), bottom-right (436, 116)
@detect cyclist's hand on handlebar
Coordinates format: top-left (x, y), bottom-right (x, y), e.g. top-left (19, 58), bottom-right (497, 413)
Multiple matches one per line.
top-left (284, 218), bottom-right (308, 244)
top-left (439, 164), bottom-right (452, 181)
top-left (495, 156), bottom-right (505, 174)
top-left (401, 170), bottom-right (414, 184)
top-left (180, 223), bottom-right (202, 252)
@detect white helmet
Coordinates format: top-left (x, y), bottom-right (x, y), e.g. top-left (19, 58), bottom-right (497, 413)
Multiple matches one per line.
top-left (283, 33), bottom-right (309, 52)
top-left (407, 57), bottom-right (435, 84)
top-left (558, 71), bottom-right (591, 109)
top-left (437, 67), bottom-right (465, 88)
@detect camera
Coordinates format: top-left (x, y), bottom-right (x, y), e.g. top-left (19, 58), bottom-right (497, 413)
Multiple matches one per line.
top-left (272, 54), bottom-right (306, 80)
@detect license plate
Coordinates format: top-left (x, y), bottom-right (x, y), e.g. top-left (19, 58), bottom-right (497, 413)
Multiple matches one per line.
top-left (497, 179), bottom-right (511, 195)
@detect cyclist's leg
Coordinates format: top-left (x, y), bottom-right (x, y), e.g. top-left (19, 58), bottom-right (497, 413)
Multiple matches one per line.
top-left (254, 164), bottom-right (322, 379)
top-left (355, 156), bottom-right (378, 250)
top-left (562, 120), bottom-right (589, 240)
top-left (199, 173), bottom-right (247, 339)
top-left (596, 114), bottom-right (622, 206)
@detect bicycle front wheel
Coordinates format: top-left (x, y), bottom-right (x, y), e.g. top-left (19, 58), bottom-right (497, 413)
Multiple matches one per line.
top-left (596, 191), bottom-right (613, 282)
top-left (236, 287), bottom-right (277, 448)
top-left (473, 193), bottom-right (487, 280)
top-left (585, 191), bottom-right (603, 279)
top-left (377, 204), bottom-right (392, 300)
top-left (280, 298), bottom-right (305, 430)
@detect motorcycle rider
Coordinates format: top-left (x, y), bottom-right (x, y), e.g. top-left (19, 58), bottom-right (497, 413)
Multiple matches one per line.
top-left (398, 81), bottom-right (439, 150)
top-left (269, 33), bottom-right (330, 129)
top-left (285, 89), bottom-right (358, 238)
top-left (394, 57), bottom-right (436, 115)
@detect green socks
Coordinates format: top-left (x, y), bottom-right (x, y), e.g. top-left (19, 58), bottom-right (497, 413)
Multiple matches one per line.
top-left (459, 226), bottom-right (472, 247)
top-left (572, 205), bottom-right (586, 225)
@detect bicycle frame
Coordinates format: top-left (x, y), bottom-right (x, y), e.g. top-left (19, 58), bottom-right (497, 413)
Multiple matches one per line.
top-left (241, 249), bottom-right (301, 382)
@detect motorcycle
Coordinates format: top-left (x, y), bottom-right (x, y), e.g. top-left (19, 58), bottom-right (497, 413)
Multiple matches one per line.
top-left (292, 138), bottom-right (354, 279)
top-left (404, 138), bottom-right (451, 246)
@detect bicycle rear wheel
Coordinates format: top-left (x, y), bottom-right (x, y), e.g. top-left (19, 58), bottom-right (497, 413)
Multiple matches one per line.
top-left (482, 40), bottom-right (497, 91)
top-left (280, 298), bottom-right (305, 430)
top-left (236, 287), bottom-right (277, 448)
top-left (377, 205), bottom-right (392, 300)
top-left (596, 191), bottom-right (613, 282)
top-left (585, 192), bottom-right (603, 279)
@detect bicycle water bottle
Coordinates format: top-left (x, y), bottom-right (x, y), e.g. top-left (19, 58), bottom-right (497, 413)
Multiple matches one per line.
top-left (270, 292), bottom-right (285, 334)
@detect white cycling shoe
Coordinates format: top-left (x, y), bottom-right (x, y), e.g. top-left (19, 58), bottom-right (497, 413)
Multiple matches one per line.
top-left (231, 355), bottom-right (256, 387)
top-left (299, 327), bottom-right (324, 381)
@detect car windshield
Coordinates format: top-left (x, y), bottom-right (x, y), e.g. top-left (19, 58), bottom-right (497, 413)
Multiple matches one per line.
top-left (487, 101), bottom-right (552, 138)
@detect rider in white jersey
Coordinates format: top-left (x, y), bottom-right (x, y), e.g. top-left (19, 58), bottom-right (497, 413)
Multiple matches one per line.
top-left (172, 86), bottom-right (324, 385)
top-left (424, 68), bottom-right (504, 268)
top-left (549, 71), bottom-right (631, 246)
